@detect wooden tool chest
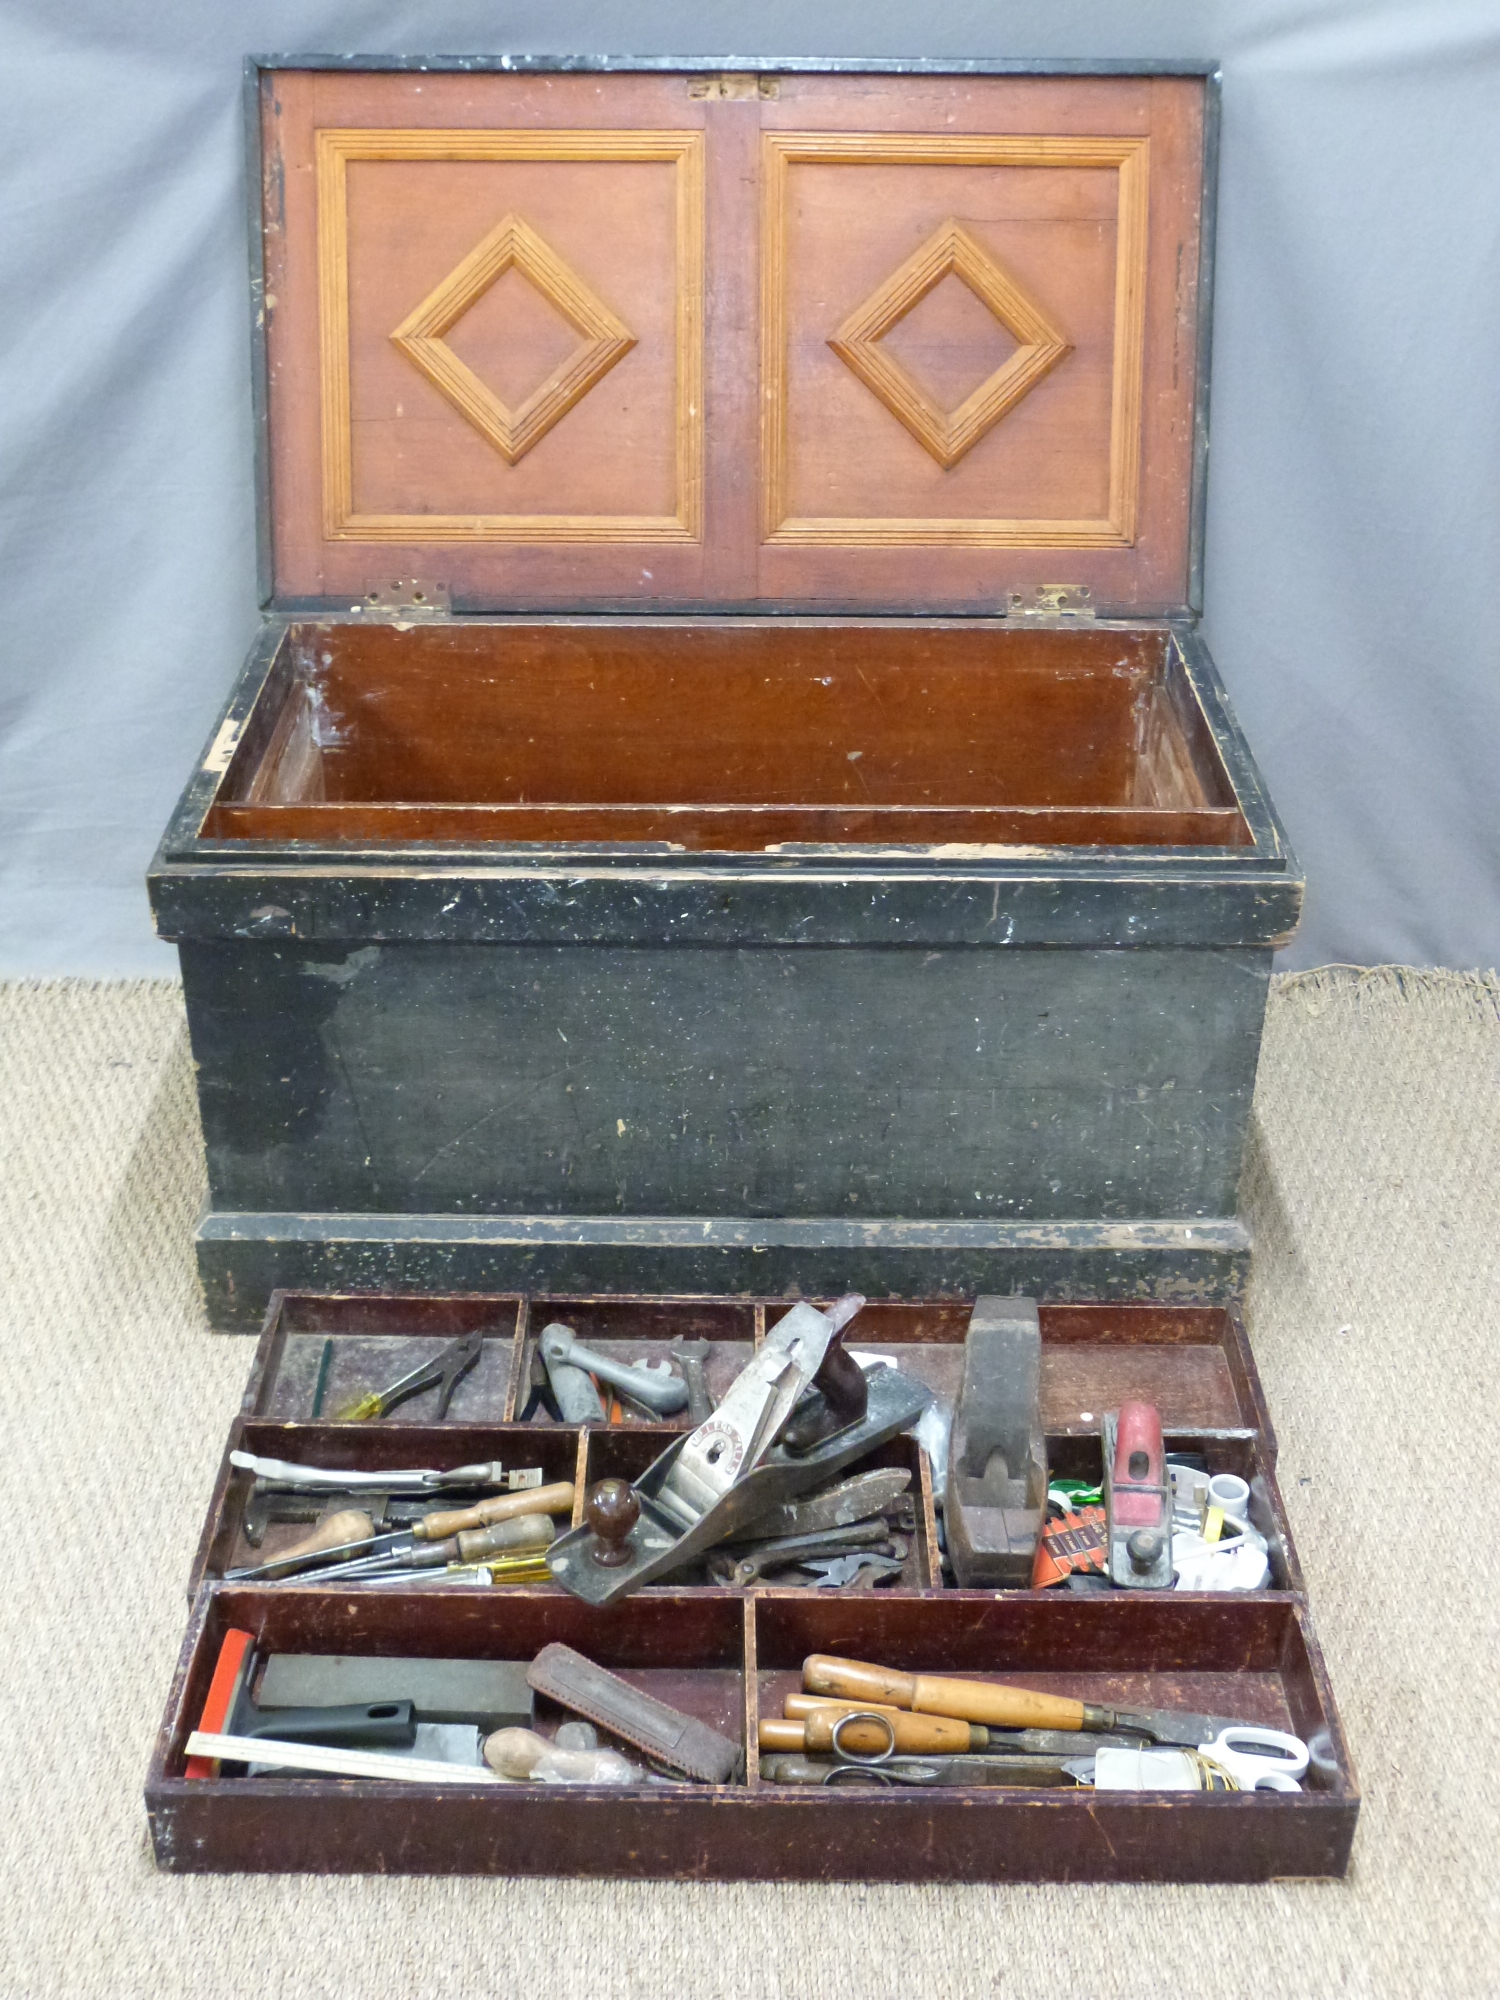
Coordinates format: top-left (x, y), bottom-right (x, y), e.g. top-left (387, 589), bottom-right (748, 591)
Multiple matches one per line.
top-left (148, 57), bottom-right (1302, 1331)
top-left (146, 1290), bottom-right (1358, 1881)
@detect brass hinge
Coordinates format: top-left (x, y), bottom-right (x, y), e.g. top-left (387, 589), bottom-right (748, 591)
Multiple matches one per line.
top-left (688, 73), bottom-right (779, 100)
top-left (1006, 584), bottom-right (1096, 623)
top-left (346, 578), bottom-right (451, 622)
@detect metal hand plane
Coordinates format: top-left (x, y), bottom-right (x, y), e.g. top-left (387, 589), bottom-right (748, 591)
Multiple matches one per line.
top-left (547, 1296), bottom-right (933, 1605)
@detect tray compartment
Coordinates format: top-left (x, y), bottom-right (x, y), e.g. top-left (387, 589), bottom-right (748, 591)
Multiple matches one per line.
top-left (773, 1299), bottom-right (1272, 1443)
top-left (1026, 1432), bottom-right (1303, 1596)
top-left (515, 1293), bottom-right (757, 1426)
top-left (197, 1420), bottom-right (584, 1588)
top-left (247, 1291), bottom-right (524, 1423)
top-left (205, 621), bottom-right (1252, 853)
top-left (582, 1429), bottom-right (935, 1591)
top-left (753, 1591), bottom-right (1348, 1765)
top-left (148, 1586), bottom-right (751, 1876)
top-left (746, 1592), bottom-right (1356, 1883)
top-left (146, 1584), bottom-right (1356, 1880)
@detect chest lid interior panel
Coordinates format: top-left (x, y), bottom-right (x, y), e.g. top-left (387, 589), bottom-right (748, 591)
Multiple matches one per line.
top-left (258, 63), bottom-right (1212, 615)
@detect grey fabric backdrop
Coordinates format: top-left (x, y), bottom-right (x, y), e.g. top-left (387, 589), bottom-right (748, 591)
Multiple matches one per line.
top-left (1, 0), bottom-right (1496, 975)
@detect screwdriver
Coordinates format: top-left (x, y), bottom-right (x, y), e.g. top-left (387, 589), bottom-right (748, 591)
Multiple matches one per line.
top-left (311, 1513), bottom-right (556, 1583)
top-left (369, 1552), bottom-right (556, 1588)
top-left (407, 1481), bottom-right (575, 1541)
top-left (224, 1481), bottom-right (575, 1583)
top-left (224, 1509), bottom-right (382, 1582)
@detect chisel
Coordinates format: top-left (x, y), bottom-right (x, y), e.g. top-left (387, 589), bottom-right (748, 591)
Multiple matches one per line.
top-left (801, 1654), bottom-right (1259, 1750)
top-left (780, 1698), bottom-right (1151, 1756)
top-left (783, 1693), bottom-right (905, 1722)
top-left (760, 1752), bottom-right (1079, 1789)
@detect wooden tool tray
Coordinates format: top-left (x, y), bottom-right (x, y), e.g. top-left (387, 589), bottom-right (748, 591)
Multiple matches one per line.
top-left (149, 1290), bottom-right (1357, 1880)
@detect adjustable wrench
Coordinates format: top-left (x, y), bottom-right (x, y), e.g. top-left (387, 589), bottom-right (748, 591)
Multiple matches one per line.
top-left (707, 1521), bottom-right (898, 1587)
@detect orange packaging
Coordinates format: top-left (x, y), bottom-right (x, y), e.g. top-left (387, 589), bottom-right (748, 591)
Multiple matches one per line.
top-left (1031, 1506), bottom-right (1108, 1588)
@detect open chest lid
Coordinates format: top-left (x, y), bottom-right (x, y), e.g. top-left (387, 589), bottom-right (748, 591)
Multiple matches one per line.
top-left (256, 59), bottom-right (1216, 618)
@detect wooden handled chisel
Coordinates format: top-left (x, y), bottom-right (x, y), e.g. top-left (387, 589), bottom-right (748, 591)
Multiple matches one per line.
top-left (777, 1694), bottom-right (1142, 1758)
top-left (801, 1655), bottom-right (1258, 1749)
top-left (760, 1753), bottom-right (1080, 1788)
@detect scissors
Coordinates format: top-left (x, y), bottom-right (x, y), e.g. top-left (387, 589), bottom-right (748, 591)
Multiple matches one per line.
top-left (1194, 1726), bottom-right (1308, 1790)
top-left (1084, 1725), bottom-right (1309, 1792)
top-left (812, 1711), bottom-right (1080, 1787)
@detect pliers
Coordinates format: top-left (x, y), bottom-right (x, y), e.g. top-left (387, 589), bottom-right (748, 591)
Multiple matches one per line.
top-left (331, 1329), bottom-right (484, 1422)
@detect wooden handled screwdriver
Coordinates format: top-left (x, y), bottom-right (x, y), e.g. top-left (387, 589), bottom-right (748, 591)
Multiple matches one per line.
top-left (224, 1510), bottom-right (382, 1582)
top-left (271, 1509), bottom-right (374, 1567)
top-left (226, 1489), bottom-right (573, 1583)
top-left (411, 1482), bottom-right (575, 1540)
top-left (316, 1513), bottom-right (557, 1581)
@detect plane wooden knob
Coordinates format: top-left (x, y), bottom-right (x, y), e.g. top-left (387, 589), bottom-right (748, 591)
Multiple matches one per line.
top-left (586, 1479), bottom-right (639, 1566)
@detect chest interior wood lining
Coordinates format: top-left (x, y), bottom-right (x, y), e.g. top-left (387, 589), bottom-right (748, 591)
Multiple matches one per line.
top-left (207, 621), bottom-right (1250, 850)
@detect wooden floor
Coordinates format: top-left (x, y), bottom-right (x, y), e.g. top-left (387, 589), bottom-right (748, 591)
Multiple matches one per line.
top-left (0, 967), bottom-right (1496, 1998)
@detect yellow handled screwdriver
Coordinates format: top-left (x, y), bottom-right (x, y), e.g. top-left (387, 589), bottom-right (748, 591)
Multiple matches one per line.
top-left (307, 1513), bottom-right (557, 1583)
top-left (376, 1552), bottom-right (560, 1584)
top-left (331, 1329), bottom-right (484, 1423)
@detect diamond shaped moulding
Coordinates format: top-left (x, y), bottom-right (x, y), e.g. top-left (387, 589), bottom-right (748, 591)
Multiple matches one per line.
top-left (829, 221), bottom-right (1071, 471)
top-left (390, 213), bottom-right (636, 465)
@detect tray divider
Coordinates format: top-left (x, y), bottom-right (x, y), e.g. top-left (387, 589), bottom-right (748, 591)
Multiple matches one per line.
top-left (187, 1440), bottom-right (243, 1602)
top-left (570, 1431), bottom-right (590, 1528)
top-left (914, 1445), bottom-right (943, 1589)
top-left (1225, 1306), bottom-right (1279, 1460)
top-left (753, 1304), bottom-right (766, 1348)
top-left (501, 1297), bottom-right (529, 1421)
top-left (248, 1292), bottom-right (291, 1416)
top-left (742, 1597), bottom-right (761, 1789)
